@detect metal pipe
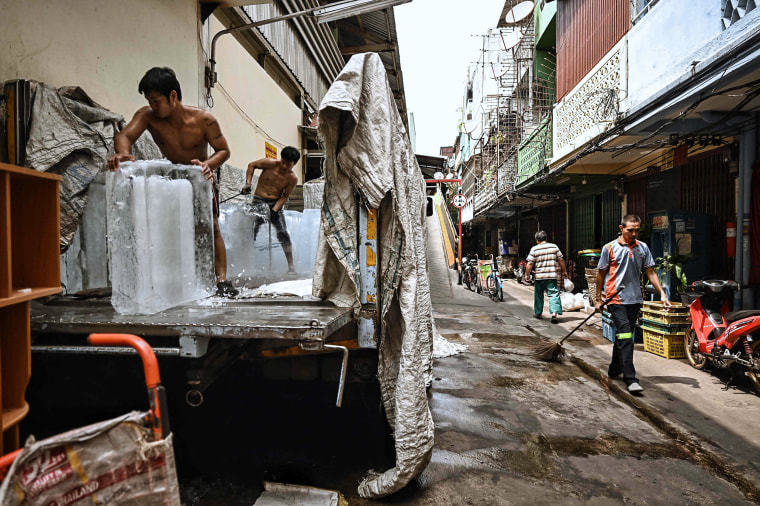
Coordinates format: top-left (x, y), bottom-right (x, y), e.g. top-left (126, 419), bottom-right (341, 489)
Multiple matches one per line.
top-left (323, 344), bottom-right (349, 407)
top-left (209, 6), bottom-right (321, 88)
top-left (741, 121), bottom-right (756, 308)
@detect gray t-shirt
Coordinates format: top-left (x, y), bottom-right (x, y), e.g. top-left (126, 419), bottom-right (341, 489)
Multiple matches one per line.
top-left (597, 238), bottom-right (655, 304)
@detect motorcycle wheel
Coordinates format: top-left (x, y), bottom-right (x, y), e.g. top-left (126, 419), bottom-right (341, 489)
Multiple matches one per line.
top-left (498, 285), bottom-right (504, 302)
top-left (746, 339), bottom-right (760, 394)
top-left (476, 277), bottom-right (482, 294)
top-left (463, 272), bottom-right (472, 291)
top-left (516, 266), bottom-right (524, 285)
top-left (685, 329), bottom-right (708, 370)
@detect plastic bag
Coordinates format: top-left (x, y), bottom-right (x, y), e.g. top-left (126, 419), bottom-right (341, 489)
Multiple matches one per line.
top-left (561, 291), bottom-right (584, 311)
top-left (563, 278), bottom-right (575, 292)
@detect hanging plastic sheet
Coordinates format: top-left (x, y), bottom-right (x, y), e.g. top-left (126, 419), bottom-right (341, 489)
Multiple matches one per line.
top-left (314, 53), bottom-right (435, 498)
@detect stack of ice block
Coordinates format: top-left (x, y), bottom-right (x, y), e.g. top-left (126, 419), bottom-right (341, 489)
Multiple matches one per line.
top-left (61, 173), bottom-right (109, 293)
top-left (106, 161), bottom-right (215, 314)
top-left (219, 204), bottom-right (321, 281)
top-left (303, 179), bottom-right (324, 209)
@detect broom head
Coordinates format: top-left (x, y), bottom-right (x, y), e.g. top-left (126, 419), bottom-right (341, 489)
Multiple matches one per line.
top-left (533, 340), bottom-right (566, 362)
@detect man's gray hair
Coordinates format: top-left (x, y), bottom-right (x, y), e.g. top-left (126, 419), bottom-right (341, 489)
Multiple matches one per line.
top-left (535, 230), bottom-right (547, 242)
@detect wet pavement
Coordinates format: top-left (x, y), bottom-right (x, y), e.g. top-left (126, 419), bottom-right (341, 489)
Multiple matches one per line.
top-left (20, 268), bottom-right (760, 504)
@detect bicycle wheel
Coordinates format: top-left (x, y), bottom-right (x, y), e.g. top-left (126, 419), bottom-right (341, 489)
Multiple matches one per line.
top-left (487, 276), bottom-right (497, 298)
top-left (465, 270), bottom-right (475, 291)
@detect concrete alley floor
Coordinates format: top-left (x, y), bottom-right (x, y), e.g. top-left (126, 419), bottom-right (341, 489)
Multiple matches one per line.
top-left (341, 269), bottom-right (760, 504)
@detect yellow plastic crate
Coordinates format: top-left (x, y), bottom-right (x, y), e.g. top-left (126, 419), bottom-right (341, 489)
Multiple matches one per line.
top-left (643, 300), bottom-right (690, 313)
top-left (642, 328), bottom-right (687, 359)
top-left (641, 309), bottom-right (692, 324)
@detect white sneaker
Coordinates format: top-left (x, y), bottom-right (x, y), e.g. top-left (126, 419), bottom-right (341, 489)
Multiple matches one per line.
top-left (628, 382), bottom-right (644, 393)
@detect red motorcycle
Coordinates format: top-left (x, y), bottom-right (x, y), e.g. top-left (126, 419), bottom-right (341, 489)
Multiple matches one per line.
top-left (684, 279), bottom-right (760, 393)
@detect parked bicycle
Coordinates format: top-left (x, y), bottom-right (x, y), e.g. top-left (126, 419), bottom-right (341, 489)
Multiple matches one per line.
top-left (462, 254), bottom-right (481, 293)
top-left (484, 255), bottom-right (504, 301)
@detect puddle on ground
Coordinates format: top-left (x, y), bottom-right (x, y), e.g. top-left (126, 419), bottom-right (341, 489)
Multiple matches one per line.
top-left (468, 433), bottom-right (683, 479)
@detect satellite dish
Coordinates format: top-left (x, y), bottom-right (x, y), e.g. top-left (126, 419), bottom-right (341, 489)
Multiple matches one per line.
top-left (463, 119), bottom-right (479, 134)
top-left (500, 30), bottom-right (524, 50)
top-left (489, 50), bottom-right (510, 78)
top-left (469, 121), bottom-right (483, 139)
top-left (504, 1), bottom-right (534, 24)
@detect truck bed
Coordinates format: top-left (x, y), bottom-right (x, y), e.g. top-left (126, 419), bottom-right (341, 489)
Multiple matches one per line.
top-left (30, 297), bottom-right (355, 357)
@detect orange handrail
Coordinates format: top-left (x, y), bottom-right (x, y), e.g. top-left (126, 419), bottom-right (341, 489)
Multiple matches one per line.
top-left (88, 333), bottom-right (161, 388)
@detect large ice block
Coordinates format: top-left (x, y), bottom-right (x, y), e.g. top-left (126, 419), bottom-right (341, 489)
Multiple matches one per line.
top-left (61, 173), bottom-right (109, 293)
top-left (106, 161), bottom-right (215, 314)
top-left (219, 204), bottom-right (321, 283)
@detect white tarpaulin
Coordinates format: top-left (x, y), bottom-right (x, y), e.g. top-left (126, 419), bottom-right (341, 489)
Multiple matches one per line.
top-left (314, 53), bottom-right (435, 499)
top-left (22, 82), bottom-right (162, 251)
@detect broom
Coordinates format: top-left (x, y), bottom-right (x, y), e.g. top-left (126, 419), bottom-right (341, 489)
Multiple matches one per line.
top-left (532, 285), bottom-right (624, 362)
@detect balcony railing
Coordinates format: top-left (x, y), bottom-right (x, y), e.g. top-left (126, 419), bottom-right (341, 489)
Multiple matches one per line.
top-left (516, 115), bottom-right (552, 189)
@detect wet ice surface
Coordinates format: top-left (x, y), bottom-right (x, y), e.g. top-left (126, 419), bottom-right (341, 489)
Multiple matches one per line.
top-left (106, 161), bottom-right (215, 314)
top-left (219, 203), bottom-right (320, 282)
top-left (194, 278), bottom-right (319, 304)
top-left (61, 174), bottom-right (109, 294)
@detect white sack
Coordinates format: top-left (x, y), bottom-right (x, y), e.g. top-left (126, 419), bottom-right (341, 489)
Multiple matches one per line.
top-left (314, 53), bottom-right (435, 498)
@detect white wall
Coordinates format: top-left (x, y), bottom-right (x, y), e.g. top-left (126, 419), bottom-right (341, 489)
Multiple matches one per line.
top-left (208, 16), bottom-right (303, 177)
top-left (626, 0), bottom-right (722, 111)
top-left (0, 0), bottom-right (201, 118)
top-left (0, 1), bottom-right (304, 180)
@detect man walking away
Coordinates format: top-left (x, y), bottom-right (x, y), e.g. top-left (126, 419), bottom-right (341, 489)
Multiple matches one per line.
top-left (241, 147), bottom-right (300, 275)
top-left (595, 214), bottom-right (671, 394)
top-left (525, 230), bottom-right (568, 324)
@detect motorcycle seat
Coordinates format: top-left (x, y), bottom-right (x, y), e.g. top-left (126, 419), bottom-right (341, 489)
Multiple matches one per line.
top-left (723, 310), bottom-right (760, 324)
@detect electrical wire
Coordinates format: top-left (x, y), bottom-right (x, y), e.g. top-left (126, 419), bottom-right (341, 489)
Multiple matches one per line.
top-left (215, 81), bottom-right (289, 148)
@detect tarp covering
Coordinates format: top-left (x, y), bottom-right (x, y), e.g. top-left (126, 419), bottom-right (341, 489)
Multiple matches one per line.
top-left (21, 82), bottom-right (161, 251)
top-left (314, 53), bottom-right (435, 499)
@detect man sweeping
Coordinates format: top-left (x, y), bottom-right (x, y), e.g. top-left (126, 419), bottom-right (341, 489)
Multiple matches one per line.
top-left (595, 214), bottom-right (671, 394)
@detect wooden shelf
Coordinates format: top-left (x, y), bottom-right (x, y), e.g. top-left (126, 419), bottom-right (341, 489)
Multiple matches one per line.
top-left (2, 403), bottom-right (29, 429)
top-left (0, 163), bottom-right (61, 454)
top-left (0, 287), bottom-right (62, 308)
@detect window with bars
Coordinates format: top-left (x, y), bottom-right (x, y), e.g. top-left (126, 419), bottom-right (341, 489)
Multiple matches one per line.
top-left (631, 0), bottom-right (661, 24)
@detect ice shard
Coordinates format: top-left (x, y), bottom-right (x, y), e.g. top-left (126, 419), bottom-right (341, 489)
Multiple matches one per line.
top-left (106, 161), bottom-right (215, 314)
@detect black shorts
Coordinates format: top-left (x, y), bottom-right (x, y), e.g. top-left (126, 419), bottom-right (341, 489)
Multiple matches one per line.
top-left (252, 195), bottom-right (291, 247)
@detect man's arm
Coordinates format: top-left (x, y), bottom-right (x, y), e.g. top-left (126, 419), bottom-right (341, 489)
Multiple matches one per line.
top-left (594, 268), bottom-right (608, 312)
top-left (273, 174), bottom-right (297, 213)
top-left (191, 111), bottom-right (230, 181)
top-left (242, 158), bottom-right (277, 193)
top-left (558, 257), bottom-right (568, 276)
top-left (524, 261), bottom-right (534, 278)
top-left (107, 108), bottom-right (150, 171)
top-left (644, 266), bottom-right (672, 308)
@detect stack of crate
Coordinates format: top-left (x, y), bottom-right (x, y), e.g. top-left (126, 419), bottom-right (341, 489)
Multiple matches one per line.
top-left (640, 301), bottom-right (691, 359)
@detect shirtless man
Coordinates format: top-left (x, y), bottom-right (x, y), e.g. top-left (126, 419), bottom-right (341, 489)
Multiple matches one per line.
top-left (241, 147), bottom-right (300, 275)
top-left (107, 67), bottom-right (238, 297)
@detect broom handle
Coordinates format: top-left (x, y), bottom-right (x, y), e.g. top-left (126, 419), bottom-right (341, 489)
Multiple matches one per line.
top-left (557, 286), bottom-right (623, 346)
